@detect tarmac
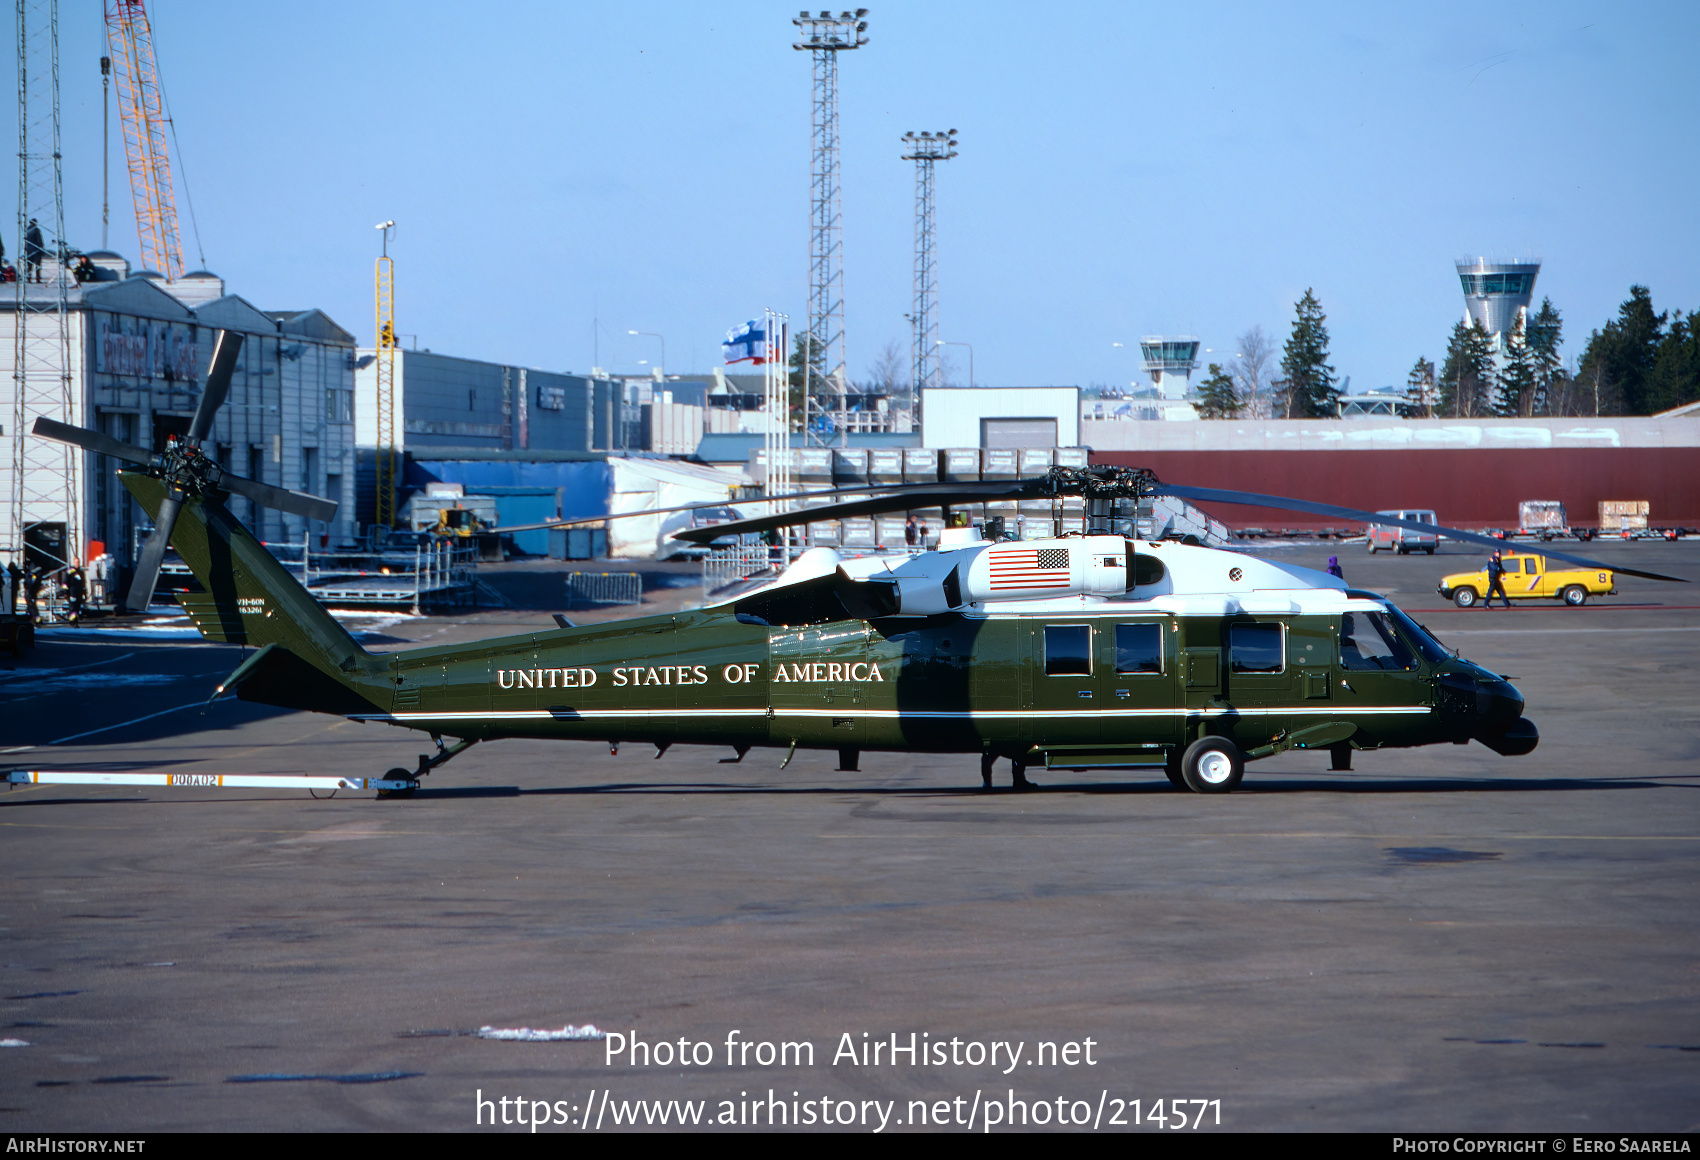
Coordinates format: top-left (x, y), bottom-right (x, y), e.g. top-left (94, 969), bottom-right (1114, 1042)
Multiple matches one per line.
top-left (1, 541), bottom-right (1697, 1133)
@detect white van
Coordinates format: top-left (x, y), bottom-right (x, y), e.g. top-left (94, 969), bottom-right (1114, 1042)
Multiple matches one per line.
top-left (1366, 509), bottom-right (1439, 555)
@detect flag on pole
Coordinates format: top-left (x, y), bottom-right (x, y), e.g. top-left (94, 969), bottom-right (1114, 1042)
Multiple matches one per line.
top-left (723, 320), bottom-right (771, 365)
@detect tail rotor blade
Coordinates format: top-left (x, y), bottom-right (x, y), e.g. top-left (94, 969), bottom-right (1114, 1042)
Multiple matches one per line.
top-left (189, 330), bottom-right (243, 445)
top-left (32, 417), bottom-right (154, 465)
top-left (221, 472), bottom-right (338, 523)
top-left (124, 493), bottom-right (184, 613)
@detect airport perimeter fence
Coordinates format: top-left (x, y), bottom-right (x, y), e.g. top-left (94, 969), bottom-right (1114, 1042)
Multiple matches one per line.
top-left (223, 534), bottom-right (478, 611)
top-left (565, 570), bottom-right (643, 608)
top-left (701, 544), bottom-right (786, 597)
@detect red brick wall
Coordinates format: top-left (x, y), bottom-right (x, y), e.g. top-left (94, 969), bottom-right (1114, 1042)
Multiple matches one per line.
top-left (1091, 447), bottom-right (1700, 529)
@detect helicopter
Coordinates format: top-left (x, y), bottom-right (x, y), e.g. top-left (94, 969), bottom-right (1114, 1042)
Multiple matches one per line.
top-left (30, 329), bottom-right (1689, 796)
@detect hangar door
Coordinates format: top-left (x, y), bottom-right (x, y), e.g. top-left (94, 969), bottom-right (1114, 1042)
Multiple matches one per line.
top-left (980, 418), bottom-right (1058, 449)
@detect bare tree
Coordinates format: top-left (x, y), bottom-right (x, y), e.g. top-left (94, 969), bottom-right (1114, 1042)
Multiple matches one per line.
top-left (1232, 325), bottom-right (1275, 418)
top-left (937, 350), bottom-right (962, 388)
top-left (865, 340), bottom-right (905, 398)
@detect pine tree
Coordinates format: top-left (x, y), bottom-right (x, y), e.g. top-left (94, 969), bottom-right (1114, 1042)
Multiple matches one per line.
top-left (1279, 289), bottom-right (1339, 418)
top-left (1496, 315), bottom-right (1538, 416)
top-left (1526, 297), bottom-right (1564, 415)
top-left (1647, 310), bottom-right (1700, 412)
top-left (1438, 319), bottom-right (1494, 417)
top-left (787, 333), bottom-right (825, 430)
top-left (1403, 356), bottom-right (1436, 418)
top-left (1577, 286), bottom-right (1666, 415)
top-left (1195, 363), bottom-right (1242, 419)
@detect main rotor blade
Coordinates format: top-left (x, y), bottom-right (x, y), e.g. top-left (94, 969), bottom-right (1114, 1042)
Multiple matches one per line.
top-left (32, 417), bottom-right (154, 465)
top-left (124, 492), bottom-right (184, 612)
top-left (488, 479), bottom-right (1033, 535)
top-left (671, 482), bottom-right (1034, 544)
top-left (1154, 483), bottom-right (1690, 583)
top-left (188, 330), bottom-right (243, 445)
top-left (221, 473), bottom-right (339, 523)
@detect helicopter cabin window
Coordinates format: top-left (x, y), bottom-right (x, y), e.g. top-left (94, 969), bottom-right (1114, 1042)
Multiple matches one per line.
top-left (1338, 612), bottom-right (1417, 671)
top-left (1114, 623), bottom-right (1163, 674)
top-left (1044, 624), bottom-right (1092, 675)
top-left (1229, 623), bottom-right (1283, 673)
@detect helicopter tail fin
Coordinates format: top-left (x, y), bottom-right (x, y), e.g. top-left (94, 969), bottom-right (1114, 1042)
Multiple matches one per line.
top-left (119, 472), bottom-right (388, 713)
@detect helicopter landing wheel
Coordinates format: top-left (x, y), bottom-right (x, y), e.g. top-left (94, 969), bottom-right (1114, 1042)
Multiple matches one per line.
top-left (376, 767), bottom-right (417, 799)
top-left (1180, 736), bottom-right (1244, 794)
top-left (1163, 749), bottom-right (1187, 790)
top-left (1453, 587), bottom-right (1479, 608)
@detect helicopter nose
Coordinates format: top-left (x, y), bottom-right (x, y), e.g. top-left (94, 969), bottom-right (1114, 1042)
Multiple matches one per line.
top-left (1467, 674), bottom-right (1538, 755)
top-left (1437, 670), bottom-right (1527, 743)
top-left (1475, 674), bottom-right (1524, 733)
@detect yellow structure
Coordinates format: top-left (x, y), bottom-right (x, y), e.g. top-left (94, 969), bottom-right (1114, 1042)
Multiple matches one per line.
top-left (105, 0), bottom-right (185, 280)
top-left (373, 240), bottom-right (398, 530)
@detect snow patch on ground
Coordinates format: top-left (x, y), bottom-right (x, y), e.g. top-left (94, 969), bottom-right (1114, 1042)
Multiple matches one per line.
top-left (477, 1023), bottom-right (606, 1042)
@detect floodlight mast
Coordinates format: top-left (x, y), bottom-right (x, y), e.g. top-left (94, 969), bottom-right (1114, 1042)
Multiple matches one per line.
top-left (902, 128), bottom-right (958, 410)
top-left (792, 9), bottom-right (867, 447)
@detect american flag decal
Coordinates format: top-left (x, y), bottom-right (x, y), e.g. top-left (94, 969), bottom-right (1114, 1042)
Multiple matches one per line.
top-left (987, 547), bottom-right (1073, 589)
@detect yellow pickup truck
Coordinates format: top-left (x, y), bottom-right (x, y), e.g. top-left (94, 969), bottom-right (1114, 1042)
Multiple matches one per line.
top-left (1438, 553), bottom-right (1616, 608)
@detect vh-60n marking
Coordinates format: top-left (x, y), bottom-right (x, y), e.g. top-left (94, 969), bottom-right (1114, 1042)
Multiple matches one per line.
top-left (35, 332), bottom-right (1684, 797)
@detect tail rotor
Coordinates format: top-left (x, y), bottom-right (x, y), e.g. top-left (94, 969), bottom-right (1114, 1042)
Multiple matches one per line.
top-left (30, 329), bottom-right (341, 613)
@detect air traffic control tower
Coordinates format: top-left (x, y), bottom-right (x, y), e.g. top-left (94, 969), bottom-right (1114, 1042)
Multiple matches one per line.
top-left (1140, 337), bottom-right (1200, 400)
top-left (1456, 257), bottom-right (1540, 348)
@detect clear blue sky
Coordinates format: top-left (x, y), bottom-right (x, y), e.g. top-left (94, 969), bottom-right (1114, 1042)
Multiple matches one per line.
top-left (17, 1), bottom-right (1700, 391)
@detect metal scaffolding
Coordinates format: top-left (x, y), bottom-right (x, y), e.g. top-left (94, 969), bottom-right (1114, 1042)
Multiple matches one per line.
top-left (902, 128), bottom-right (957, 405)
top-left (792, 9), bottom-right (866, 447)
top-left (8, 0), bottom-right (79, 573)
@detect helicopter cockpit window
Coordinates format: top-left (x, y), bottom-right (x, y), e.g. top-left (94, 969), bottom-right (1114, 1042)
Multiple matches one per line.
top-left (1381, 605), bottom-right (1453, 665)
top-left (1044, 624), bottom-right (1092, 675)
top-left (1229, 623), bottom-right (1283, 673)
top-left (1114, 623), bottom-right (1162, 674)
top-left (1339, 612), bottom-right (1417, 671)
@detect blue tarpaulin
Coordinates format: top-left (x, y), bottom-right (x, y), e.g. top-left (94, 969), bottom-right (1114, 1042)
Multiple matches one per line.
top-left (407, 460), bottom-right (615, 555)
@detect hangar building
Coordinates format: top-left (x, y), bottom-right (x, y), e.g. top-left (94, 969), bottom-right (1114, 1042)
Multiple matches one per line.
top-left (1, 252), bottom-right (358, 574)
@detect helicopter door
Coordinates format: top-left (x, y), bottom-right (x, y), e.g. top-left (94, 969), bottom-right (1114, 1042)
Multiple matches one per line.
top-left (1028, 622), bottom-right (1100, 744)
top-left (768, 624), bottom-right (867, 748)
top-left (1335, 612), bottom-right (1420, 716)
top-left (1224, 619), bottom-right (1293, 712)
top-left (1102, 618), bottom-right (1181, 750)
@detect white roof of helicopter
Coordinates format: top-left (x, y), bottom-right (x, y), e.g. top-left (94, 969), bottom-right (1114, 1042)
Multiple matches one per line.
top-left (729, 534), bottom-right (1387, 618)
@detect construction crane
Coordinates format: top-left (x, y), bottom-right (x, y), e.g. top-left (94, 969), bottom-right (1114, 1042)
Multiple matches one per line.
top-left (104, 0), bottom-right (185, 279)
top-left (374, 222), bottom-right (398, 532)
